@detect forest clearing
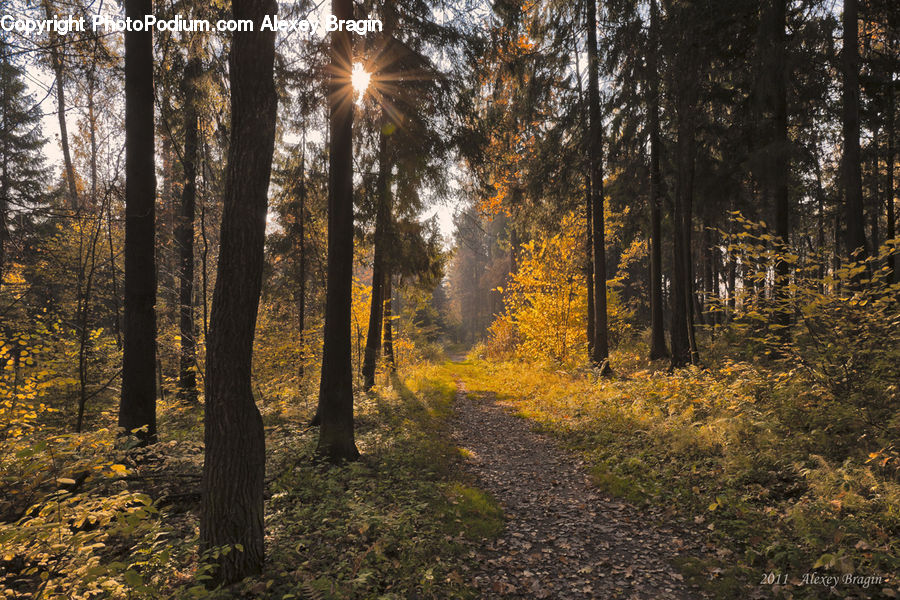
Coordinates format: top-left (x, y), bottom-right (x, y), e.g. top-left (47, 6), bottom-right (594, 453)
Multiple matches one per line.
top-left (0, 0), bottom-right (898, 598)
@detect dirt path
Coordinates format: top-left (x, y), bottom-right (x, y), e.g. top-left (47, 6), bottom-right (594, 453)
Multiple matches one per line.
top-left (451, 381), bottom-right (707, 599)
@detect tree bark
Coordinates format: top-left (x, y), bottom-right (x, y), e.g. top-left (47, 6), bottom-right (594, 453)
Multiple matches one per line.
top-left (383, 271), bottom-right (395, 371)
top-left (362, 124), bottom-right (391, 391)
top-left (177, 42), bottom-right (201, 404)
top-left (870, 129), bottom-right (880, 252)
top-left (119, 0), bottom-right (158, 444)
top-left (669, 44), bottom-right (699, 367)
top-left (199, 0), bottom-right (278, 584)
top-left (316, 0), bottom-right (360, 461)
top-left (585, 0), bottom-right (611, 373)
top-left (842, 0), bottom-right (867, 260)
top-left (648, 0), bottom-right (667, 359)
top-left (296, 151), bottom-right (307, 386)
top-left (571, 32), bottom-right (594, 355)
top-left (762, 0), bottom-right (790, 331)
top-left (888, 66), bottom-right (896, 281)
top-left (41, 0), bottom-right (78, 211)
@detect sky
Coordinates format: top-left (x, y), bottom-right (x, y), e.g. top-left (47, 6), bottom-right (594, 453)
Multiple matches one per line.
top-left (14, 0), bottom-right (460, 247)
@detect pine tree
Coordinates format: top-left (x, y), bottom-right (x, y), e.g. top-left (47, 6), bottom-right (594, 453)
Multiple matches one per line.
top-left (119, 0), bottom-right (158, 444)
top-left (0, 43), bottom-right (48, 294)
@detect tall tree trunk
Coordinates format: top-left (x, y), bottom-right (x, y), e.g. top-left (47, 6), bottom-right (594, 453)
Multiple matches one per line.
top-left (177, 44), bottom-right (201, 403)
top-left (572, 32), bottom-right (594, 355)
top-left (199, 0), bottom-right (278, 585)
top-left (585, 0), bottom-right (611, 373)
top-left (42, 0), bottom-right (78, 211)
top-left (119, 0), bottom-right (158, 444)
top-left (870, 129), bottom-right (880, 252)
top-left (842, 0), bottom-right (867, 260)
top-left (362, 121), bottom-right (391, 391)
top-left (585, 175), bottom-right (595, 355)
top-left (297, 151), bottom-right (307, 387)
top-left (762, 0), bottom-right (791, 331)
top-left (669, 64), bottom-right (698, 366)
top-left (0, 47), bottom-right (8, 296)
top-left (648, 0), bottom-right (667, 359)
top-left (383, 271), bottom-right (395, 371)
top-left (888, 66), bottom-right (896, 281)
top-left (316, 0), bottom-right (360, 461)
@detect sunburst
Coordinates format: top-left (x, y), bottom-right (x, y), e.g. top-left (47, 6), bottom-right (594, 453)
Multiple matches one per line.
top-left (351, 63), bottom-right (372, 96)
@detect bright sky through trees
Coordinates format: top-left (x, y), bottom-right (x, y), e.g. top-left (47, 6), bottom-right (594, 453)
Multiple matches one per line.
top-left (351, 62), bottom-right (371, 97)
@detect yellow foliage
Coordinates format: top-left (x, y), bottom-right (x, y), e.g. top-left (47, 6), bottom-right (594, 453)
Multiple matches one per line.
top-left (488, 212), bottom-right (587, 364)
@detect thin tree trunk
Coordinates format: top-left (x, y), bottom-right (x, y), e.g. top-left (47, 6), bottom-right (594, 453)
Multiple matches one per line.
top-left (763, 0), bottom-right (791, 330)
top-left (585, 0), bottom-right (611, 373)
top-left (813, 137), bottom-right (827, 287)
top-left (297, 150), bottom-right (307, 387)
top-left (316, 0), bottom-right (360, 461)
top-left (107, 191), bottom-right (121, 348)
top-left (571, 31), bottom-right (594, 355)
top-left (177, 45), bottom-right (201, 403)
top-left (888, 66), bottom-right (896, 281)
top-left (383, 271), bottom-right (395, 371)
top-left (0, 46), bottom-right (8, 296)
top-left (42, 0), bottom-right (78, 211)
top-left (870, 129), bottom-right (880, 253)
top-left (585, 175), bottom-right (594, 355)
top-left (199, 0), bottom-right (278, 585)
top-left (119, 0), bottom-right (158, 444)
top-left (648, 0), bottom-right (667, 359)
top-left (362, 123), bottom-right (390, 391)
top-left (842, 0), bottom-right (867, 260)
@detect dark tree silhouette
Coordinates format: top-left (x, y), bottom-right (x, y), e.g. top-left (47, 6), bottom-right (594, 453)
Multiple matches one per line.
top-left (842, 0), bottom-right (867, 260)
top-left (647, 0), bottom-right (667, 360)
top-left (177, 39), bottom-right (201, 403)
top-left (362, 126), bottom-right (391, 392)
top-left (119, 0), bottom-right (157, 444)
top-left (200, 0), bottom-right (278, 584)
top-left (585, 0), bottom-right (610, 373)
top-left (316, 0), bottom-right (360, 461)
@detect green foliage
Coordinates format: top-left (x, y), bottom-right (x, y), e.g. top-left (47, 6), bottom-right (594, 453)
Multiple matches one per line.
top-left (719, 216), bottom-right (900, 436)
top-left (257, 365), bottom-right (499, 599)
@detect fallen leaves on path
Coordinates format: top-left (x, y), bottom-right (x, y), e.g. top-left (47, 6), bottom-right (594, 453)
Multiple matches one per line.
top-left (451, 382), bottom-right (708, 599)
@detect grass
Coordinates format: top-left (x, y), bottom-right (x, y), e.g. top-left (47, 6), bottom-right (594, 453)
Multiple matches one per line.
top-left (242, 363), bottom-right (504, 600)
top-left (0, 360), bottom-right (504, 599)
top-left (442, 349), bottom-right (900, 599)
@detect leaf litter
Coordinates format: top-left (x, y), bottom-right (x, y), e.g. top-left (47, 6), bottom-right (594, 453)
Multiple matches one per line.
top-left (451, 381), bottom-right (709, 599)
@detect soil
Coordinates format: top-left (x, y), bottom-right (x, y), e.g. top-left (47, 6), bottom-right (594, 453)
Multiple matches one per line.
top-left (451, 380), bottom-right (709, 599)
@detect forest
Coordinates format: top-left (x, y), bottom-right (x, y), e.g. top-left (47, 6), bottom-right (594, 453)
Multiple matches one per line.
top-left (0, 0), bottom-right (898, 598)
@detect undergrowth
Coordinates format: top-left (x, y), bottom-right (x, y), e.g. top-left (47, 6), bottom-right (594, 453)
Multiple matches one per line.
top-left (1, 356), bottom-right (501, 599)
top-left (447, 349), bottom-right (900, 599)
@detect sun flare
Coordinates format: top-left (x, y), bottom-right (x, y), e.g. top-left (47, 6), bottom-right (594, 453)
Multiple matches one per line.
top-left (351, 63), bottom-right (372, 96)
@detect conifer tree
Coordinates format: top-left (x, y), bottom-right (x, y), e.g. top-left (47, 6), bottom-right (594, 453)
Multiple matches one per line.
top-left (0, 43), bottom-right (47, 294)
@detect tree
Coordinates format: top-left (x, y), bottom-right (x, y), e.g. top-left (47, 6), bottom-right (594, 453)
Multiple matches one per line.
top-left (200, 0), bottom-right (278, 584)
top-left (0, 43), bottom-right (47, 295)
top-left (647, 0), bottom-right (667, 360)
top-left (40, 0), bottom-right (78, 211)
top-left (842, 0), bottom-right (867, 259)
top-left (664, 0), bottom-right (700, 368)
top-left (316, 0), bottom-right (360, 461)
top-left (177, 33), bottom-right (202, 403)
top-left (585, 0), bottom-right (611, 372)
top-left (119, 0), bottom-right (158, 444)
top-left (759, 0), bottom-right (791, 330)
top-left (361, 124), bottom-right (391, 391)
